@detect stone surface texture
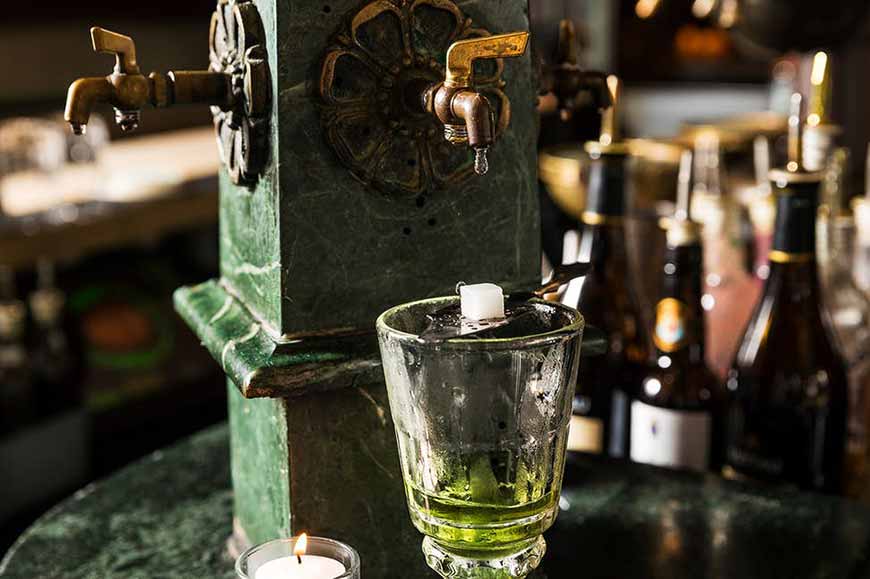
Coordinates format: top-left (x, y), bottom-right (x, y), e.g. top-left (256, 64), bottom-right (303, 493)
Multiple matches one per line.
top-left (4, 425), bottom-right (870, 578)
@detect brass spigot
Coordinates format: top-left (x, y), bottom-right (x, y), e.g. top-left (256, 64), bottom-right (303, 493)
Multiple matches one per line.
top-left (540, 20), bottom-right (612, 121)
top-left (424, 32), bottom-right (530, 175)
top-left (65, 27), bottom-right (235, 135)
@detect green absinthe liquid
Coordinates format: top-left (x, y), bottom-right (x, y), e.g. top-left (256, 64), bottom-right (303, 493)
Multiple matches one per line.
top-left (402, 441), bottom-right (564, 552)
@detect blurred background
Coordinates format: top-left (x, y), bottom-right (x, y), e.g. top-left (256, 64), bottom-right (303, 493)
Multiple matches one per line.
top-left (2, 0), bottom-right (870, 556)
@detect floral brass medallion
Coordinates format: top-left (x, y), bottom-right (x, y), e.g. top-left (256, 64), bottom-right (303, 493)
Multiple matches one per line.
top-left (320, 0), bottom-right (512, 196)
top-left (209, 0), bottom-right (271, 187)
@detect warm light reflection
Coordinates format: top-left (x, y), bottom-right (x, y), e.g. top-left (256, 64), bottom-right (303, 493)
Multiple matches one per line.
top-left (692, 0), bottom-right (716, 19)
top-left (607, 75), bottom-right (620, 100)
top-left (811, 51), bottom-right (829, 86)
top-left (808, 52), bottom-right (829, 126)
top-left (718, 0), bottom-right (737, 28)
top-left (635, 0), bottom-right (661, 19)
top-left (599, 75), bottom-right (621, 146)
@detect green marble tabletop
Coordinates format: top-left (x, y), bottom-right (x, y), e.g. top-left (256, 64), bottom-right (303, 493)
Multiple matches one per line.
top-left (3, 424), bottom-right (870, 578)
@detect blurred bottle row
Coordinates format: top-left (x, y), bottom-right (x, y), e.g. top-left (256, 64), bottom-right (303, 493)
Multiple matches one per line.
top-left (0, 261), bottom-right (84, 434)
top-left (0, 261), bottom-right (88, 524)
top-left (557, 91), bottom-right (870, 499)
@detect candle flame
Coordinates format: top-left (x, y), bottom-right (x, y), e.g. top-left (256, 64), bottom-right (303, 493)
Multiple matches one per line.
top-left (294, 533), bottom-right (308, 559)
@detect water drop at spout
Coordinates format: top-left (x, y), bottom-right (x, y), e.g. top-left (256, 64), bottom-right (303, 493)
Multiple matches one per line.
top-left (474, 147), bottom-right (489, 175)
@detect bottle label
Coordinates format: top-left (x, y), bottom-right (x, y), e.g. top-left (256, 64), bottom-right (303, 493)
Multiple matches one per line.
top-left (630, 401), bottom-right (710, 471)
top-left (653, 298), bottom-right (687, 353)
top-left (568, 415), bottom-right (604, 454)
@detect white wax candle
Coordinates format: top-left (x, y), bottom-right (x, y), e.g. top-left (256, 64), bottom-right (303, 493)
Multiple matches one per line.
top-left (459, 283), bottom-right (505, 321)
top-left (255, 555), bottom-right (346, 579)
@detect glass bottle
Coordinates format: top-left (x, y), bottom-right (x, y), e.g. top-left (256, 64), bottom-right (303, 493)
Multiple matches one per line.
top-left (28, 260), bottom-right (84, 417)
top-left (722, 96), bottom-right (848, 493)
top-left (632, 151), bottom-right (722, 472)
top-left (853, 147), bottom-right (870, 296)
top-left (0, 266), bottom-right (35, 437)
top-left (562, 144), bottom-right (651, 458)
top-left (817, 149), bottom-right (870, 497)
top-left (690, 132), bottom-right (761, 379)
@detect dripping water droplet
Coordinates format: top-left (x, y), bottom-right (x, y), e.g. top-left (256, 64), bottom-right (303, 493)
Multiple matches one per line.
top-left (474, 147), bottom-right (489, 175)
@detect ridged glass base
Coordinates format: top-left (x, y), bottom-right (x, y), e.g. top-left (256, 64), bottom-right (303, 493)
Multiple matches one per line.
top-left (422, 536), bottom-right (546, 578)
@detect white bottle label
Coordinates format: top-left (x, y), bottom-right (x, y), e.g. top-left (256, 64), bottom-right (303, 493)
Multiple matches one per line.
top-left (630, 401), bottom-right (710, 471)
top-left (568, 415), bottom-right (603, 454)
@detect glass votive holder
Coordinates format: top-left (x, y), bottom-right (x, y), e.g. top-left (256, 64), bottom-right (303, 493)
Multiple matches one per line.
top-left (235, 536), bottom-right (361, 579)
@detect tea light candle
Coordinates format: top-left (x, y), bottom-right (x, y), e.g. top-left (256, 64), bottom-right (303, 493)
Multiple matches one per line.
top-left (255, 556), bottom-right (345, 579)
top-left (253, 534), bottom-right (345, 579)
top-left (460, 283), bottom-right (505, 321)
top-left (236, 534), bottom-right (360, 579)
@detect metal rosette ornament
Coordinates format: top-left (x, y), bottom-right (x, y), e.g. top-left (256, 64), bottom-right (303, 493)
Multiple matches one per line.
top-left (320, 0), bottom-right (513, 196)
top-left (209, 0), bottom-right (271, 187)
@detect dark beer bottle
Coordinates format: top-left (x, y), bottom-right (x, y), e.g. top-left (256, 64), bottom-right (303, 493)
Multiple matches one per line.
top-left (0, 266), bottom-right (35, 436)
top-left (722, 95), bottom-right (848, 493)
top-left (632, 151), bottom-right (722, 471)
top-left (561, 76), bottom-right (651, 457)
top-left (29, 261), bottom-right (84, 416)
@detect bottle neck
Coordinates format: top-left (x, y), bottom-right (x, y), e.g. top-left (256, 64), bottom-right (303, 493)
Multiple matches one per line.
top-left (653, 242), bottom-right (705, 363)
top-left (582, 153), bottom-right (629, 225)
top-left (765, 180), bottom-right (823, 299)
top-left (580, 222), bottom-right (630, 271)
top-left (770, 182), bottom-right (819, 264)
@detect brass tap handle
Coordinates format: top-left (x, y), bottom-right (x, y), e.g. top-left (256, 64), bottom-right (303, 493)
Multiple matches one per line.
top-left (65, 1), bottom-right (270, 186)
top-left (65, 27), bottom-right (236, 136)
top-left (557, 20), bottom-right (579, 67)
top-left (91, 27), bottom-right (140, 75)
top-left (444, 32), bottom-right (530, 89)
top-left (539, 20), bottom-right (611, 121)
top-left (428, 31), bottom-right (530, 176)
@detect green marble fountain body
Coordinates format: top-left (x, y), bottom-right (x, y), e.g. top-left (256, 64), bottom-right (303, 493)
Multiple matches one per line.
top-left (173, 0), bottom-right (540, 576)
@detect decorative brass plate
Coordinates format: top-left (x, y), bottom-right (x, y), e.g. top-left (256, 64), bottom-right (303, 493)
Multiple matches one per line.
top-left (320, 0), bottom-right (512, 196)
top-left (209, 0), bottom-right (271, 186)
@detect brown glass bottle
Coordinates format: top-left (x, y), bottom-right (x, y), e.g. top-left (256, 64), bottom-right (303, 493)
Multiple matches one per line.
top-left (722, 177), bottom-right (848, 493)
top-left (29, 262), bottom-right (85, 417)
top-left (631, 215), bottom-right (722, 472)
top-left (562, 149), bottom-right (650, 457)
top-left (0, 268), bottom-right (35, 437)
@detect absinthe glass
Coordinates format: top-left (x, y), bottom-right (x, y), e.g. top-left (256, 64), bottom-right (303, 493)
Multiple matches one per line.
top-left (377, 297), bottom-right (583, 578)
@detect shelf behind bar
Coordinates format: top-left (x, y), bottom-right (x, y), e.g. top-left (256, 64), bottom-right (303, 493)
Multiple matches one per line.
top-left (0, 127), bottom-right (219, 269)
